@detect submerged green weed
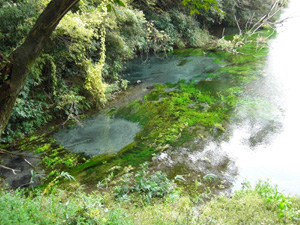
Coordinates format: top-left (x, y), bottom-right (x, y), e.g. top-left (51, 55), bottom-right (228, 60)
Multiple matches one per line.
top-left (172, 48), bottom-right (204, 57)
top-left (116, 81), bottom-right (240, 149)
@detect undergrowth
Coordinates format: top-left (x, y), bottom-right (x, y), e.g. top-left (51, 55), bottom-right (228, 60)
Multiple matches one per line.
top-left (1, 178), bottom-right (300, 225)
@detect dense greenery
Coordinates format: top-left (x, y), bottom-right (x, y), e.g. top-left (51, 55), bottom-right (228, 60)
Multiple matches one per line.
top-left (1, 0), bottom-right (280, 184)
top-left (1, 174), bottom-right (300, 224)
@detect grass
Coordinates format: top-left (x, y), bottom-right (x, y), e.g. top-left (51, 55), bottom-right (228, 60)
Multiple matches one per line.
top-left (1, 179), bottom-right (300, 225)
top-left (199, 181), bottom-right (300, 224)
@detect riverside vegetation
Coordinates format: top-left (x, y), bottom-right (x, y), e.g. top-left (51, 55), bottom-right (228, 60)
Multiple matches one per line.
top-left (1, 171), bottom-right (300, 224)
top-left (1, 0), bottom-right (300, 224)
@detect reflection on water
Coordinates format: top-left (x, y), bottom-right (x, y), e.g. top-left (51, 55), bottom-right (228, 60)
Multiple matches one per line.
top-left (222, 0), bottom-right (300, 195)
top-left (54, 114), bottom-right (141, 157)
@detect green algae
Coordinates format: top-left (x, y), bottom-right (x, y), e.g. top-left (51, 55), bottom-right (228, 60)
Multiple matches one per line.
top-left (69, 80), bottom-right (243, 185)
top-left (177, 59), bottom-right (188, 66)
top-left (71, 142), bottom-right (155, 184)
top-left (116, 81), bottom-right (236, 147)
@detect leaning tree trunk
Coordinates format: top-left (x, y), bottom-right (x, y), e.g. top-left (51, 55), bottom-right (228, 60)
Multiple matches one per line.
top-left (0, 0), bottom-right (79, 140)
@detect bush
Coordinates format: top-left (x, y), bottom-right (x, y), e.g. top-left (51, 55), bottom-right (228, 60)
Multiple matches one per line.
top-left (0, 0), bottom-right (39, 54)
top-left (1, 180), bottom-right (300, 224)
top-left (150, 9), bottom-right (212, 49)
top-left (0, 188), bottom-right (107, 225)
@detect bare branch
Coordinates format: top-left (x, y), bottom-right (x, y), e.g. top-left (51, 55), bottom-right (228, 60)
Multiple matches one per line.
top-left (22, 157), bottom-right (37, 172)
top-left (62, 112), bottom-right (83, 128)
top-left (222, 27), bottom-right (225, 38)
top-left (245, 12), bottom-right (256, 31)
top-left (249, 0), bottom-right (285, 34)
top-left (234, 15), bottom-right (242, 36)
top-left (0, 165), bottom-right (21, 175)
top-left (0, 149), bottom-right (41, 159)
top-left (0, 149), bottom-right (38, 172)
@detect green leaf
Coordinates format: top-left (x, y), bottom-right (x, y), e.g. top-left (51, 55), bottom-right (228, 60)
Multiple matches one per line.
top-left (114, 0), bottom-right (125, 7)
top-left (106, 4), bottom-right (112, 12)
top-left (278, 201), bottom-right (285, 210)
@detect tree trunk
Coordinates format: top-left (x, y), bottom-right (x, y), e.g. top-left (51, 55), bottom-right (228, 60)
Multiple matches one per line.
top-left (0, 0), bottom-right (79, 140)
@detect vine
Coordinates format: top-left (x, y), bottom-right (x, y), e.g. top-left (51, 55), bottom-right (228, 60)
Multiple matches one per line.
top-left (84, 1), bottom-right (108, 107)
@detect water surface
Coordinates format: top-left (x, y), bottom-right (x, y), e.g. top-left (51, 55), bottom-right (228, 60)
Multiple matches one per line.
top-left (222, 0), bottom-right (300, 195)
top-left (123, 55), bottom-right (219, 84)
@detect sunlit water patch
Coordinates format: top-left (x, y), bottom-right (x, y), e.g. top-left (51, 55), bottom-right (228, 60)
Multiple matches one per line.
top-left (221, 0), bottom-right (300, 195)
top-left (54, 115), bottom-right (141, 157)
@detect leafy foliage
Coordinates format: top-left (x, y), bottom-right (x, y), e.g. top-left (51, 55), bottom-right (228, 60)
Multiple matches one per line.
top-left (182, 0), bottom-right (224, 16)
top-left (0, 0), bottom-right (39, 54)
top-left (114, 162), bottom-right (175, 202)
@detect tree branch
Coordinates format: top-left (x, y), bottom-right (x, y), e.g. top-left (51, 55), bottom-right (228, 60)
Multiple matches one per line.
top-left (0, 0), bottom-right (80, 139)
top-left (0, 165), bottom-right (20, 175)
top-left (0, 149), bottom-right (39, 172)
top-left (249, 0), bottom-right (284, 34)
top-left (0, 148), bottom-right (41, 159)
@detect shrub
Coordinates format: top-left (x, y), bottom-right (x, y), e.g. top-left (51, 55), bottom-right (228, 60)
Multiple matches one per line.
top-left (0, 0), bottom-right (39, 54)
top-left (150, 9), bottom-right (212, 49)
